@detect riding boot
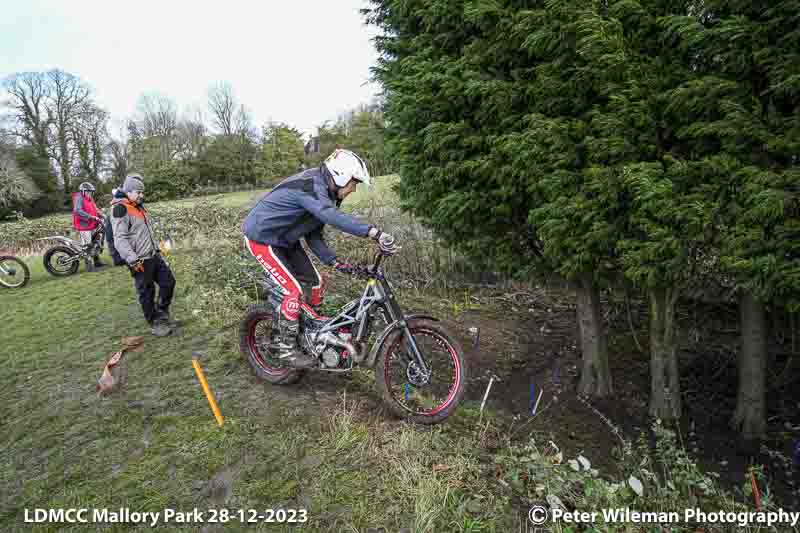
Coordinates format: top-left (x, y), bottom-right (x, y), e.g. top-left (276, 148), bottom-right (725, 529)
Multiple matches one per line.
top-left (271, 317), bottom-right (316, 369)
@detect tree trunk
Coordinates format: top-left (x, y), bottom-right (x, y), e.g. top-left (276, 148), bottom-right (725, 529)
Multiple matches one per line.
top-left (58, 127), bottom-right (72, 204)
top-left (731, 290), bottom-right (767, 440)
top-left (576, 273), bottom-right (613, 397)
top-left (648, 287), bottom-right (682, 420)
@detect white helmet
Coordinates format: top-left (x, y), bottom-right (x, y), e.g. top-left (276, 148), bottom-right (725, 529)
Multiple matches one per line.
top-left (324, 149), bottom-right (371, 187)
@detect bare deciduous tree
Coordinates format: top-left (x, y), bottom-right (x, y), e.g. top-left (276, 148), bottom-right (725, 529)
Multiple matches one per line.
top-left (72, 102), bottom-right (109, 179)
top-left (176, 106), bottom-right (207, 161)
top-left (234, 104), bottom-right (256, 140)
top-left (44, 69), bottom-right (93, 194)
top-left (2, 72), bottom-right (50, 155)
top-left (207, 82), bottom-right (237, 136)
top-left (106, 135), bottom-right (130, 182)
top-left (3, 70), bottom-right (101, 200)
top-left (135, 93), bottom-right (180, 161)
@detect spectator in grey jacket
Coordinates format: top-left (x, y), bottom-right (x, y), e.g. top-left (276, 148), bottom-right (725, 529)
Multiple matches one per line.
top-left (111, 174), bottom-right (176, 337)
top-left (104, 187), bottom-right (127, 266)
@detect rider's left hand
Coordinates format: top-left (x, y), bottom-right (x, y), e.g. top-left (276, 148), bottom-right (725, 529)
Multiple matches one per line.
top-left (333, 260), bottom-right (355, 275)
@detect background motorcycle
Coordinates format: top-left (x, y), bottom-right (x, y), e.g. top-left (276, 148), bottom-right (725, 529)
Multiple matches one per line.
top-left (0, 255), bottom-right (30, 288)
top-left (38, 219), bottom-right (106, 276)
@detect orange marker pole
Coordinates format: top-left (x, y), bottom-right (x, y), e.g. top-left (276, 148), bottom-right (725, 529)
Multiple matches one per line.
top-left (192, 358), bottom-right (224, 427)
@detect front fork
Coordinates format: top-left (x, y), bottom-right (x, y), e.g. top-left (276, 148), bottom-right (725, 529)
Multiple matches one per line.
top-left (377, 280), bottom-right (431, 380)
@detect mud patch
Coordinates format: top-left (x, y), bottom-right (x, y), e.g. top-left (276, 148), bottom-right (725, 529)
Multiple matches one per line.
top-left (198, 454), bottom-right (257, 533)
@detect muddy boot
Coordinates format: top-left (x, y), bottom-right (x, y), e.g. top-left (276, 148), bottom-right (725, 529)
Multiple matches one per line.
top-left (271, 319), bottom-right (316, 369)
top-left (156, 309), bottom-right (180, 328)
top-left (93, 256), bottom-right (108, 269)
top-left (151, 318), bottom-right (173, 337)
top-left (85, 258), bottom-right (95, 272)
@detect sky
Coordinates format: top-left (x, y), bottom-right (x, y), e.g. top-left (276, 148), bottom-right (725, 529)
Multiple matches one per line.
top-left (0, 0), bottom-right (383, 139)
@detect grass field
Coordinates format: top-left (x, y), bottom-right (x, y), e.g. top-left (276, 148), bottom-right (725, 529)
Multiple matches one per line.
top-left (3, 180), bottom-right (782, 533)
top-left (0, 181), bottom-right (517, 533)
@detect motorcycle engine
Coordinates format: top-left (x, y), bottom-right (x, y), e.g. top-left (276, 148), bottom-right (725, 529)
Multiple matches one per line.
top-left (314, 328), bottom-right (354, 368)
top-left (320, 347), bottom-right (341, 368)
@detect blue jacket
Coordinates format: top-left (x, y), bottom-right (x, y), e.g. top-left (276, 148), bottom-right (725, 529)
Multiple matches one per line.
top-left (241, 166), bottom-right (373, 265)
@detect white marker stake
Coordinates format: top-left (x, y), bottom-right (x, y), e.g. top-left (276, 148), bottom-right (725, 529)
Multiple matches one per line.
top-left (480, 377), bottom-right (494, 415)
top-left (532, 389), bottom-right (543, 416)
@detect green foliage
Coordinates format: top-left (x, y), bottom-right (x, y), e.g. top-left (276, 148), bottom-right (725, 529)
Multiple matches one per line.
top-left (364, 0), bottom-right (800, 426)
top-left (659, 1), bottom-right (800, 307)
top-left (260, 123), bottom-right (306, 179)
top-left (0, 144), bottom-right (38, 215)
top-left (13, 145), bottom-right (62, 217)
top-left (366, 0), bottom-right (798, 303)
top-left (192, 134), bottom-right (260, 187)
top-left (496, 420), bottom-right (781, 532)
top-left (138, 160), bottom-right (196, 202)
top-left (306, 106), bottom-right (395, 177)
top-left (305, 121), bottom-right (349, 169)
top-left (367, 0), bottom-right (639, 281)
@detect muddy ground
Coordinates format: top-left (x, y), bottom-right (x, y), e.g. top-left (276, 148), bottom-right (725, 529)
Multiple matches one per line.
top-left (258, 275), bottom-right (800, 510)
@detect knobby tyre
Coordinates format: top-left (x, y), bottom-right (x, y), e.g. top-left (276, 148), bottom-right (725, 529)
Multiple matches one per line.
top-left (239, 303), bottom-right (304, 385)
top-left (43, 246), bottom-right (79, 276)
top-left (375, 318), bottom-right (468, 424)
top-left (0, 256), bottom-right (30, 288)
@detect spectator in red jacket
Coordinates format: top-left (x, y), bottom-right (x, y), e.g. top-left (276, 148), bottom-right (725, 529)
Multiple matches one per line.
top-left (72, 182), bottom-right (106, 269)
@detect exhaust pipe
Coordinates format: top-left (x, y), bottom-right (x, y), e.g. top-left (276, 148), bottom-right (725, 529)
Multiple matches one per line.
top-left (315, 332), bottom-right (360, 361)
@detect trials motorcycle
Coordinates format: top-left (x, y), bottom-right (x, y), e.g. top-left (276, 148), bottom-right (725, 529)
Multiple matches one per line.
top-left (239, 244), bottom-right (468, 425)
top-left (38, 219), bottom-right (107, 276)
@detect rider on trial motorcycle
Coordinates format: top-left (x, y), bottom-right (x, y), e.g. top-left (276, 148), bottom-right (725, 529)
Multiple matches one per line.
top-left (241, 149), bottom-right (398, 368)
top-left (71, 181), bottom-right (106, 270)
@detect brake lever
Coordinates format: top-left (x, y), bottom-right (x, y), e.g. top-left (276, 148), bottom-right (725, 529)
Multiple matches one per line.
top-left (355, 265), bottom-right (373, 280)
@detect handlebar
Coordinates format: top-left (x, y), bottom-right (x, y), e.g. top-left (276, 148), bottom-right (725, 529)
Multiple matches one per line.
top-left (346, 250), bottom-right (388, 281)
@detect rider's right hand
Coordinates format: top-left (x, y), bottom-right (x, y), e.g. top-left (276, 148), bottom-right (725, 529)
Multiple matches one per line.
top-left (368, 227), bottom-right (400, 254)
top-left (378, 232), bottom-right (400, 255)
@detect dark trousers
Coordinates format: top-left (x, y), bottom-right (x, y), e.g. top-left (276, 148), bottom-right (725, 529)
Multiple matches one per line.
top-left (132, 255), bottom-right (176, 324)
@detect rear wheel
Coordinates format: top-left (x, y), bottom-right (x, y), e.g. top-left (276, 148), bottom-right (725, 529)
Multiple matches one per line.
top-left (239, 303), bottom-right (304, 385)
top-left (375, 318), bottom-right (468, 425)
top-left (0, 256), bottom-right (30, 288)
top-left (43, 246), bottom-right (79, 276)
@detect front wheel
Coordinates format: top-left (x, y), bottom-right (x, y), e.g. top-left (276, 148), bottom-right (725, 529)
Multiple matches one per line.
top-left (43, 246), bottom-right (79, 276)
top-left (375, 318), bottom-right (468, 425)
top-left (0, 256), bottom-right (30, 289)
top-left (239, 303), bottom-right (304, 385)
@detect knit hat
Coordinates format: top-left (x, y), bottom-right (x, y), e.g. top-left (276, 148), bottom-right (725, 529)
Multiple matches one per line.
top-left (122, 174), bottom-right (145, 193)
